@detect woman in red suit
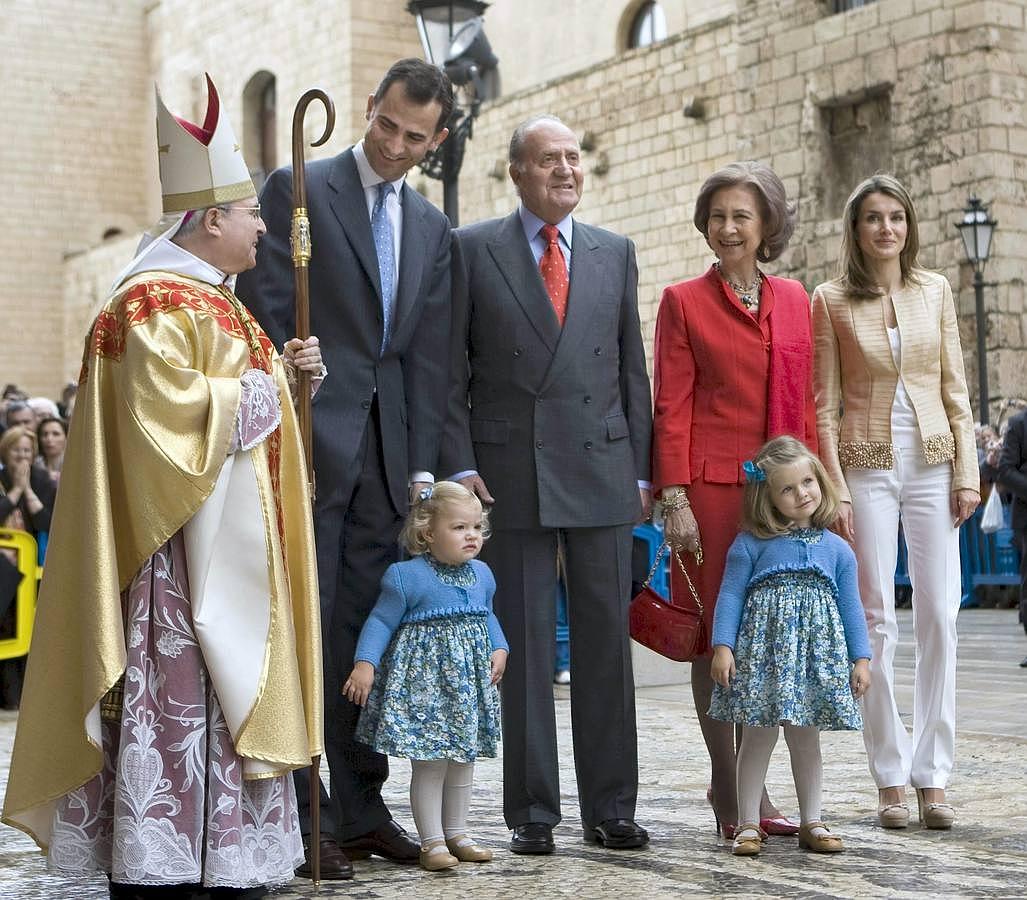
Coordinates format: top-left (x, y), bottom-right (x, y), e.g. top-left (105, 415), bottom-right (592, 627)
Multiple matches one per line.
top-left (652, 161), bottom-right (817, 837)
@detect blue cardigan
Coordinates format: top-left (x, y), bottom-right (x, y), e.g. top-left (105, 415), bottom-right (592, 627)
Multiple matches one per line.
top-left (354, 556), bottom-right (509, 667)
top-left (712, 529), bottom-right (871, 662)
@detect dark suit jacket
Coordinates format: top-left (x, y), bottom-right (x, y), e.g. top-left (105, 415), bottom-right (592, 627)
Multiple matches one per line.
top-left (999, 410), bottom-right (1027, 534)
top-left (440, 211), bottom-right (652, 530)
top-left (236, 149), bottom-right (451, 511)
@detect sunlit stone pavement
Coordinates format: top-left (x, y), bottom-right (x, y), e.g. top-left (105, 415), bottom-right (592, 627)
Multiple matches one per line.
top-left (2, 609), bottom-right (1025, 899)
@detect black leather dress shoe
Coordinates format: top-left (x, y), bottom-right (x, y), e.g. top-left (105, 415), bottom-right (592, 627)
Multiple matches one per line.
top-left (510, 822), bottom-right (555, 855)
top-left (584, 818), bottom-right (649, 849)
top-left (337, 819), bottom-right (420, 863)
top-left (294, 836), bottom-right (354, 880)
top-left (1020, 655), bottom-right (1027, 668)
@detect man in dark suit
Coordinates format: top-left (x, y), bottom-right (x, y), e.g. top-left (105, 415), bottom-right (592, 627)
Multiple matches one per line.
top-left (998, 408), bottom-right (1027, 667)
top-left (236, 59), bottom-right (453, 878)
top-left (441, 114), bottom-right (653, 853)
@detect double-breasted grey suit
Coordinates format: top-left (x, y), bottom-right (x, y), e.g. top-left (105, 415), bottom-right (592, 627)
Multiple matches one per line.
top-left (441, 210), bottom-right (652, 829)
top-left (236, 148), bottom-right (451, 840)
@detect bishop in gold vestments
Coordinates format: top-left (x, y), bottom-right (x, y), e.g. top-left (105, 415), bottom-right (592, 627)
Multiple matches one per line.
top-left (2, 76), bottom-right (323, 897)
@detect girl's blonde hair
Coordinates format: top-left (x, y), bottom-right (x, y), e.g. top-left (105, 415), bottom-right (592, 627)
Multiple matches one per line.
top-left (743, 436), bottom-right (839, 539)
top-left (400, 480), bottom-right (491, 556)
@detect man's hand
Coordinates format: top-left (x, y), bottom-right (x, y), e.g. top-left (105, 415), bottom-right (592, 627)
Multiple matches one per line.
top-left (342, 661), bottom-right (375, 707)
top-left (638, 487), bottom-right (652, 523)
top-left (458, 473), bottom-right (495, 505)
top-left (410, 480), bottom-right (432, 505)
top-left (283, 335), bottom-right (323, 374)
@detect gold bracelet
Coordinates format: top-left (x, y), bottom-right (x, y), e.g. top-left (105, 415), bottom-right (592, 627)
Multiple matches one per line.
top-left (661, 489), bottom-right (690, 512)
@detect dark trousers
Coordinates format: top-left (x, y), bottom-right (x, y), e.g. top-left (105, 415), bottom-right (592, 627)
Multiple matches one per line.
top-left (484, 523), bottom-right (638, 830)
top-left (293, 402), bottom-right (404, 840)
top-left (1018, 531), bottom-right (1027, 636)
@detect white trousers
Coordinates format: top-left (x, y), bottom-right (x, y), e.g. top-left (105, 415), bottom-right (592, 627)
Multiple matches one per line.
top-left (846, 448), bottom-right (960, 789)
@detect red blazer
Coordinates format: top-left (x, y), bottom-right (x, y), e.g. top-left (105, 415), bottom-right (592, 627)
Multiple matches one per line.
top-left (652, 266), bottom-right (817, 490)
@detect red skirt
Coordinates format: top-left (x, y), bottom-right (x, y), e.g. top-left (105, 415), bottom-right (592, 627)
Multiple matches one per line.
top-left (670, 478), bottom-right (745, 654)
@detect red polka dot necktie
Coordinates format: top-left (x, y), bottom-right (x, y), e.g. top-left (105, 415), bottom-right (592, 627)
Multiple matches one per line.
top-left (539, 224), bottom-right (568, 326)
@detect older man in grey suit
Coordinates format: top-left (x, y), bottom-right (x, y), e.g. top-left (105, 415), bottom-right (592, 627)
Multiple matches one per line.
top-left (442, 115), bottom-right (653, 854)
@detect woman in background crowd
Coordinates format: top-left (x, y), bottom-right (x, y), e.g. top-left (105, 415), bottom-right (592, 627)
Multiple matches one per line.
top-left (36, 417), bottom-right (68, 484)
top-left (1, 425), bottom-right (56, 708)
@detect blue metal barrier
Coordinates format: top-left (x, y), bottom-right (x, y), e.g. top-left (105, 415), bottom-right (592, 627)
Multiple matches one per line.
top-left (633, 522), bottom-right (669, 599)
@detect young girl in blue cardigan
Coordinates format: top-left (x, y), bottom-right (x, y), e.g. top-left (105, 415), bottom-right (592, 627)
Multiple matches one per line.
top-left (710, 436), bottom-right (871, 856)
top-left (343, 482), bottom-right (509, 872)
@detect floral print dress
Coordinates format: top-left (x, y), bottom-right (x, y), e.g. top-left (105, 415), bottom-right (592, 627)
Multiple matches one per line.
top-left (708, 529), bottom-right (863, 731)
top-left (355, 555), bottom-right (502, 762)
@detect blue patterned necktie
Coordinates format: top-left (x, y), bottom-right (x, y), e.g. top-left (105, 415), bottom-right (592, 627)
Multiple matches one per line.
top-left (371, 181), bottom-right (396, 353)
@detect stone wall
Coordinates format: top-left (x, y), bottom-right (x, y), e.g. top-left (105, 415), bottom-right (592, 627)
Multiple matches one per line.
top-left (481, 0), bottom-right (735, 95)
top-left (735, 0), bottom-right (1027, 416)
top-left (447, 16), bottom-right (739, 350)
top-left (0, 0), bottom-right (152, 395)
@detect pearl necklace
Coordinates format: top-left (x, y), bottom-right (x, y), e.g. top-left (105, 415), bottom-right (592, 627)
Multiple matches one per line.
top-left (717, 262), bottom-right (762, 312)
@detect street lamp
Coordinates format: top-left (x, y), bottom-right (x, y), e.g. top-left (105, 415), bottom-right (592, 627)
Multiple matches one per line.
top-left (955, 196), bottom-right (998, 424)
top-left (407, 0), bottom-right (499, 225)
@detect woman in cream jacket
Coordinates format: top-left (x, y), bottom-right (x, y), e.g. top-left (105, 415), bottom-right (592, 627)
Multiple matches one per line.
top-left (813, 175), bottom-right (979, 831)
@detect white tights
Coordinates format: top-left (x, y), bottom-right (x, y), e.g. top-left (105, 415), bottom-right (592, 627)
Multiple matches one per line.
top-left (737, 725), bottom-right (824, 831)
top-left (409, 759), bottom-right (476, 849)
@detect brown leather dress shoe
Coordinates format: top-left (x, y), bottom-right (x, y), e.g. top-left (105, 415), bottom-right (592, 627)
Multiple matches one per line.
top-left (294, 836), bottom-right (355, 880)
top-left (337, 819), bottom-right (420, 863)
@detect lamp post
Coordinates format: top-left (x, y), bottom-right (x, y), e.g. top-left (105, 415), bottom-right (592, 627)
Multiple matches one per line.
top-left (955, 196), bottom-right (998, 424)
top-left (407, 0), bottom-right (499, 225)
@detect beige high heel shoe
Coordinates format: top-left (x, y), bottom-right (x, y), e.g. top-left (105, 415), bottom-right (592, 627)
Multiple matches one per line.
top-left (419, 839), bottom-right (459, 871)
top-left (445, 835), bottom-right (493, 862)
top-left (877, 786), bottom-right (909, 828)
top-left (915, 788), bottom-right (955, 829)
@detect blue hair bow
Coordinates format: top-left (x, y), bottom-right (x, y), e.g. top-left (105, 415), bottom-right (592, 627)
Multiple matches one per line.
top-left (418, 485), bottom-right (434, 502)
top-left (742, 460), bottom-right (766, 483)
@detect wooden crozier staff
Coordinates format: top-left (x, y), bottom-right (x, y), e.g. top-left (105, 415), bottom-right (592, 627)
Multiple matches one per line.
top-left (291, 87), bottom-right (335, 889)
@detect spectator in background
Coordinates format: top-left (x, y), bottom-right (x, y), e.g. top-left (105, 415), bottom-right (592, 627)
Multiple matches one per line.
top-left (998, 406), bottom-right (1027, 668)
top-left (58, 382), bottom-right (78, 421)
top-left (1, 425), bottom-right (56, 708)
top-left (977, 424), bottom-right (1002, 496)
top-left (2, 402), bottom-right (35, 434)
top-left (36, 417), bottom-right (67, 484)
top-left (27, 397), bottom-right (60, 424)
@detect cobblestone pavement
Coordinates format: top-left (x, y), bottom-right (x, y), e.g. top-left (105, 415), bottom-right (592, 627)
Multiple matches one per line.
top-left (2, 609), bottom-right (1025, 899)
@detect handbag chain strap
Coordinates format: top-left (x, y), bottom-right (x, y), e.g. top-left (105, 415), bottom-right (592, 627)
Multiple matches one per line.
top-left (642, 540), bottom-right (704, 614)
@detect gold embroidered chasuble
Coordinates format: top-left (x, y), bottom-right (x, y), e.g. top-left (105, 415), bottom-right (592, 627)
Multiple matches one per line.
top-left (2, 272), bottom-right (323, 850)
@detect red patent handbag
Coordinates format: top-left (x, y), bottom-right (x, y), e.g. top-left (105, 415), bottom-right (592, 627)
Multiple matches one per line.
top-left (629, 541), bottom-right (709, 662)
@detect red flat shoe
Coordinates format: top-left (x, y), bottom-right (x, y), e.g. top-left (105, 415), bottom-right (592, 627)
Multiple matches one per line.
top-left (760, 815), bottom-right (800, 836)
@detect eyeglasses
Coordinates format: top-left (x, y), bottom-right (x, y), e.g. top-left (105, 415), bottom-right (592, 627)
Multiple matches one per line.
top-left (218, 204), bottom-right (262, 220)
